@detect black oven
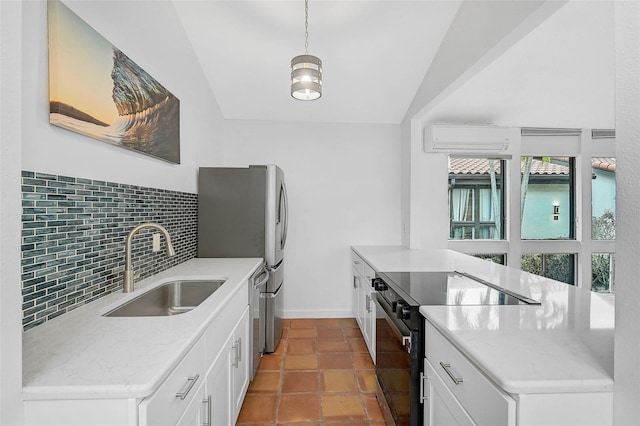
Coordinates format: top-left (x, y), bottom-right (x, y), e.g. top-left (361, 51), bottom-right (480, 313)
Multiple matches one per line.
top-left (373, 278), bottom-right (424, 426)
top-left (372, 270), bottom-right (539, 426)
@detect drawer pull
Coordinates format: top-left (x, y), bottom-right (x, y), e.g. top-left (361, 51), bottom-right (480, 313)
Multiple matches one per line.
top-left (439, 362), bottom-right (463, 385)
top-left (175, 374), bottom-right (200, 400)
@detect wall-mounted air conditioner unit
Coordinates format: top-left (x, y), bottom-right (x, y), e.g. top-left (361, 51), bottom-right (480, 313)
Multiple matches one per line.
top-left (423, 124), bottom-right (512, 156)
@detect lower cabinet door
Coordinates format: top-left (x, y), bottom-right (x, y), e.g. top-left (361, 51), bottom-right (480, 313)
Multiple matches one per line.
top-left (206, 334), bottom-right (233, 426)
top-left (424, 359), bottom-right (475, 426)
top-left (231, 307), bottom-right (251, 421)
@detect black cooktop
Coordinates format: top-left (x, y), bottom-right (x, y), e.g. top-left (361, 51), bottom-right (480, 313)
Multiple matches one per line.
top-left (375, 271), bottom-right (540, 307)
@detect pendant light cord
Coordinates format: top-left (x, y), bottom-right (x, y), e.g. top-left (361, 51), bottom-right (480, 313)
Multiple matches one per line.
top-left (304, 0), bottom-right (309, 54)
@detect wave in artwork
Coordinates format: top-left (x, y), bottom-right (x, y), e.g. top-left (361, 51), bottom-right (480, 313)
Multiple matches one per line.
top-left (48, 0), bottom-right (180, 164)
top-left (50, 49), bottom-right (180, 164)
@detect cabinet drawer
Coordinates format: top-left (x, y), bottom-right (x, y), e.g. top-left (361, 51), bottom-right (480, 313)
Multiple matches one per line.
top-left (425, 322), bottom-right (515, 426)
top-left (139, 337), bottom-right (205, 426)
top-left (351, 252), bottom-right (365, 276)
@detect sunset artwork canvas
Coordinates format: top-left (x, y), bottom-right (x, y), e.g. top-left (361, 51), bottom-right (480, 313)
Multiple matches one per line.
top-left (47, 0), bottom-right (180, 164)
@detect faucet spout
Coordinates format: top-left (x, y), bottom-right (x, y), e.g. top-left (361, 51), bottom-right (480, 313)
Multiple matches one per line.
top-left (123, 223), bottom-right (176, 293)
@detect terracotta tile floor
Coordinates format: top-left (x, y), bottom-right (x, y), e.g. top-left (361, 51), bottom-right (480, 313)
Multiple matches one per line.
top-left (237, 318), bottom-right (386, 426)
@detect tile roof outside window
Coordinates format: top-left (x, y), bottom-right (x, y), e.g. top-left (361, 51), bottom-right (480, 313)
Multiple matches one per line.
top-left (449, 157), bottom-right (616, 176)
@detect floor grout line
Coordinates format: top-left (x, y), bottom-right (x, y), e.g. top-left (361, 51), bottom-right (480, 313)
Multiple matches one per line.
top-left (237, 318), bottom-right (384, 426)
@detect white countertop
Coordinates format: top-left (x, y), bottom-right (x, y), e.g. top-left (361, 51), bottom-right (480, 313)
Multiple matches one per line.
top-left (22, 257), bottom-right (263, 401)
top-left (352, 245), bottom-right (615, 395)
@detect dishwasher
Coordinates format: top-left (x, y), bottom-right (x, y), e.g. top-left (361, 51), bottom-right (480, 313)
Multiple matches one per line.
top-left (249, 264), bottom-right (269, 380)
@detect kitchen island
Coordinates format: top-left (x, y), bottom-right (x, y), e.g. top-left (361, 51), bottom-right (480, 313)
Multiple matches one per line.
top-left (352, 245), bottom-right (614, 426)
top-left (23, 257), bottom-right (263, 426)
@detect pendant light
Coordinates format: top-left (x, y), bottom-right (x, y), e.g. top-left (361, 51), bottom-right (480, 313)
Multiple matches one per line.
top-left (290, 0), bottom-right (322, 100)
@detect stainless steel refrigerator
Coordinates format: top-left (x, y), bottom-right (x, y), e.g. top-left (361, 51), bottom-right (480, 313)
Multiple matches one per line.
top-left (198, 165), bottom-right (288, 356)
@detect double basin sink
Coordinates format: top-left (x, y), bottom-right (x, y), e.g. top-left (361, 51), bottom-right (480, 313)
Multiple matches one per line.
top-left (104, 279), bottom-right (226, 317)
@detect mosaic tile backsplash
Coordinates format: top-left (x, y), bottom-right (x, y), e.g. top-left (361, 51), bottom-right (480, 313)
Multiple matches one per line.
top-left (21, 171), bottom-right (198, 330)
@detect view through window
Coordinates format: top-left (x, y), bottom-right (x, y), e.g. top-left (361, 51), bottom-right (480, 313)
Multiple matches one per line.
top-left (591, 157), bottom-right (616, 292)
top-left (521, 157), bottom-right (574, 240)
top-left (448, 157), bottom-right (505, 240)
top-left (446, 145), bottom-right (615, 291)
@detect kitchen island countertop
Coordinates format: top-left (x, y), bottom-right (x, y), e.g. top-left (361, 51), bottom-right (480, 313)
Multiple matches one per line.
top-left (22, 257), bottom-right (263, 400)
top-left (352, 245), bottom-right (614, 394)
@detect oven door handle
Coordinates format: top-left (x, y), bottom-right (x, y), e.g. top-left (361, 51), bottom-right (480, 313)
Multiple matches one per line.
top-left (373, 293), bottom-right (412, 353)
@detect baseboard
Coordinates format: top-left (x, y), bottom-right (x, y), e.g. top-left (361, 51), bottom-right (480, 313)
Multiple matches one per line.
top-left (281, 308), bottom-right (353, 319)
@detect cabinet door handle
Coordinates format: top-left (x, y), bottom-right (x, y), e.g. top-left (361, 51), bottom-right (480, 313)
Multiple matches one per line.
top-left (419, 372), bottom-right (428, 402)
top-left (201, 395), bottom-right (212, 426)
top-left (365, 295), bottom-right (371, 313)
top-left (232, 339), bottom-right (241, 368)
top-left (439, 362), bottom-right (463, 385)
top-left (175, 374), bottom-right (200, 399)
top-left (237, 337), bottom-right (242, 363)
top-left (353, 275), bottom-right (358, 289)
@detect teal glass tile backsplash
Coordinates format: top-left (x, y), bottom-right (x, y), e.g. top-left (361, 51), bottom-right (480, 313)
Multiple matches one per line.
top-left (21, 171), bottom-right (198, 330)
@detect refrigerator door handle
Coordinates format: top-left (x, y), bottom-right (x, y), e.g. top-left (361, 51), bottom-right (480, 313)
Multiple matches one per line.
top-left (281, 181), bottom-right (289, 249)
top-left (253, 268), bottom-right (270, 290)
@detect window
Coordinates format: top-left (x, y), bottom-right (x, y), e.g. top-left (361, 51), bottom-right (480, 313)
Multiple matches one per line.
top-left (592, 253), bottom-right (614, 293)
top-left (521, 157), bottom-right (574, 240)
top-left (441, 128), bottom-right (615, 291)
top-left (449, 158), bottom-right (505, 240)
top-left (592, 158), bottom-right (616, 240)
top-left (521, 253), bottom-right (576, 285)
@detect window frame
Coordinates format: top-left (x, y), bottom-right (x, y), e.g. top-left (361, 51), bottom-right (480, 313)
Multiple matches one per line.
top-left (447, 128), bottom-right (616, 290)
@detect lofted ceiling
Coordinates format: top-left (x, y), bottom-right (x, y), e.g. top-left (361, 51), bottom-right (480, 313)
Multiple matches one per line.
top-left (173, 1), bottom-right (462, 124)
top-left (174, 1), bottom-right (610, 127)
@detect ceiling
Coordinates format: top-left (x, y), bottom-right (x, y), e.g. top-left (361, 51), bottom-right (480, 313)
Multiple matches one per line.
top-left (173, 1), bottom-right (462, 124)
top-left (173, 1), bottom-right (613, 128)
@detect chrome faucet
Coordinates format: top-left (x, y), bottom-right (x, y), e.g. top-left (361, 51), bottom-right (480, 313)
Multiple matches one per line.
top-left (123, 222), bottom-right (176, 293)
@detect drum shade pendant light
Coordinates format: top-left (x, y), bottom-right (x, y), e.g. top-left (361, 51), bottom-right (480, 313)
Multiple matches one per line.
top-left (291, 0), bottom-right (322, 100)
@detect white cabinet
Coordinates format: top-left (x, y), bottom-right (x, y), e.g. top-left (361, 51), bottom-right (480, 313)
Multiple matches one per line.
top-left (423, 358), bottom-right (475, 426)
top-left (175, 380), bottom-right (207, 426)
top-left (202, 302), bottom-right (251, 426)
top-left (423, 321), bottom-right (516, 426)
top-left (206, 335), bottom-right (232, 425)
top-left (137, 290), bottom-right (250, 426)
top-left (423, 321), bottom-right (613, 426)
top-left (351, 251), bottom-right (376, 362)
top-left (24, 272), bottom-right (255, 426)
top-left (230, 307), bottom-right (251, 417)
top-left (139, 338), bottom-right (207, 426)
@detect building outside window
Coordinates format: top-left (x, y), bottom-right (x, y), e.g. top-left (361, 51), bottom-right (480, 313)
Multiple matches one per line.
top-left (520, 157), bottom-right (574, 240)
top-left (448, 158), bottom-right (505, 240)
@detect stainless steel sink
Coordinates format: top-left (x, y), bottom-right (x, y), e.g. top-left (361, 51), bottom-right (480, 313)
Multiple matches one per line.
top-left (104, 279), bottom-right (226, 317)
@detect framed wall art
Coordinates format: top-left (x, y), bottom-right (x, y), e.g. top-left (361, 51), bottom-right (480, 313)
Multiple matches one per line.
top-left (47, 0), bottom-right (180, 164)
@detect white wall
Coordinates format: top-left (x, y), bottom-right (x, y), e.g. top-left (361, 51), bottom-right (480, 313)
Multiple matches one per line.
top-left (613, 2), bottom-right (640, 423)
top-left (421, 1), bottom-right (615, 128)
top-left (21, 0), bottom-right (225, 193)
top-left (1, 1), bottom-right (24, 423)
top-left (222, 120), bottom-right (401, 317)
